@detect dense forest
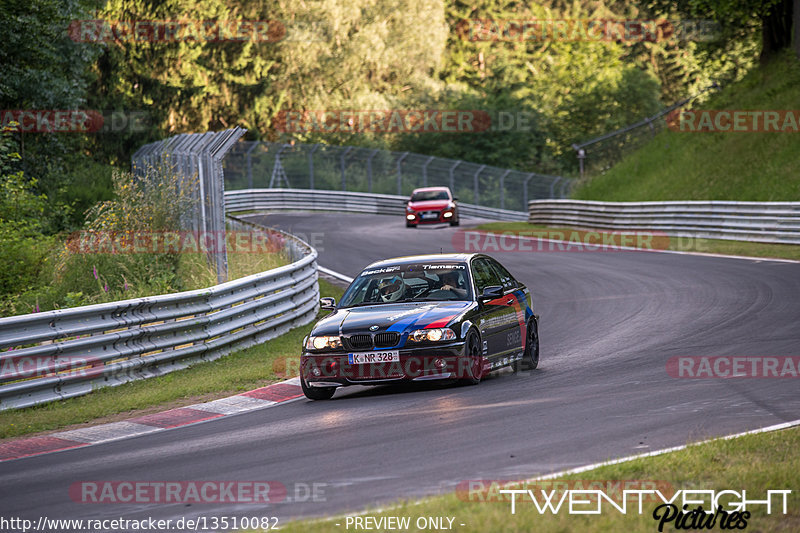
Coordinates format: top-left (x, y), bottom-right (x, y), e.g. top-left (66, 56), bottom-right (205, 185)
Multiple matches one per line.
top-left (0, 0), bottom-right (797, 313)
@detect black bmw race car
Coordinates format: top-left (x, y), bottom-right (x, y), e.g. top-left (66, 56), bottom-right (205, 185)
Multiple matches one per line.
top-left (300, 253), bottom-right (539, 400)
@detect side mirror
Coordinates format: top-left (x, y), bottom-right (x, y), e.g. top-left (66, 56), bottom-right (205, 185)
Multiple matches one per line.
top-left (478, 286), bottom-right (503, 303)
top-left (320, 297), bottom-right (336, 310)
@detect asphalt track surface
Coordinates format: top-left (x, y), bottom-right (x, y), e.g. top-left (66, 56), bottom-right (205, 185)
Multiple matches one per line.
top-left (2, 212), bottom-right (799, 528)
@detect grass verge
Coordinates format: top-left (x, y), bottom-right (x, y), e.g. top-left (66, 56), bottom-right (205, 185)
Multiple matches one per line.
top-left (572, 51), bottom-right (800, 202)
top-left (475, 222), bottom-right (800, 261)
top-left (281, 425), bottom-right (800, 532)
top-left (0, 279), bottom-right (343, 440)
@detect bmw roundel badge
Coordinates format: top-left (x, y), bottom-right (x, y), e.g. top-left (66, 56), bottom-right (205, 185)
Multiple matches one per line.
top-left (369, 325), bottom-right (379, 331)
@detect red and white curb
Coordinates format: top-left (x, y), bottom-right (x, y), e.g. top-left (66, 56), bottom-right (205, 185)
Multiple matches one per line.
top-left (0, 377), bottom-right (304, 463)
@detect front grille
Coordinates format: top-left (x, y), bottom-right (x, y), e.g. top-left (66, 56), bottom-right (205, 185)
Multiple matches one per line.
top-left (347, 334), bottom-right (373, 350)
top-left (374, 332), bottom-right (400, 348)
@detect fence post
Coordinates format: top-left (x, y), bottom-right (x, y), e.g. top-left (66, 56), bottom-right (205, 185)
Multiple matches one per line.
top-left (397, 152), bottom-right (409, 195)
top-left (340, 147), bottom-right (352, 190)
top-left (499, 169), bottom-right (510, 210)
top-left (473, 165), bottom-right (485, 205)
top-left (523, 173), bottom-right (534, 206)
top-left (308, 143), bottom-right (319, 189)
top-left (449, 160), bottom-right (461, 192)
top-left (422, 156), bottom-right (434, 187)
top-left (367, 149), bottom-right (378, 193)
top-left (245, 141), bottom-right (258, 188)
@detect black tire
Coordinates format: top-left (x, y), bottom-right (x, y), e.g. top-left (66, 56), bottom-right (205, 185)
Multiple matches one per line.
top-left (301, 375), bottom-right (336, 400)
top-left (406, 221), bottom-right (417, 228)
top-left (459, 329), bottom-right (483, 385)
top-left (519, 317), bottom-right (539, 371)
top-left (449, 218), bottom-right (459, 227)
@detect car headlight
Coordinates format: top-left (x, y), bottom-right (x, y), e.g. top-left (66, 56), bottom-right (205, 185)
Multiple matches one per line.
top-left (408, 328), bottom-right (456, 343)
top-left (305, 335), bottom-right (342, 351)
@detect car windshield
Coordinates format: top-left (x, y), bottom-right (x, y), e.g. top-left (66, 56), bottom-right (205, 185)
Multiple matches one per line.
top-left (410, 190), bottom-right (449, 202)
top-left (339, 262), bottom-right (472, 307)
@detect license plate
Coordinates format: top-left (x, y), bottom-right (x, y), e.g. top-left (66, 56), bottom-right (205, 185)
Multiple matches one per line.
top-left (421, 213), bottom-right (438, 219)
top-left (348, 351), bottom-right (399, 364)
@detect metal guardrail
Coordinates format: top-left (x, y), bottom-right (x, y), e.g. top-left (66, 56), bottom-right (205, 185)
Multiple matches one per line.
top-left (0, 225), bottom-right (319, 411)
top-left (528, 200), bottom-right (800, 244)
top-left (224, 188), bottom-right (528, 222)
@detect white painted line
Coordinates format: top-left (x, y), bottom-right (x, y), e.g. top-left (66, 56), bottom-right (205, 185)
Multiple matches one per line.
top-left (469, 230), bottom-right (800, 264)
top-left (526, 418), bottom-right (800, 482)
top-left (282, 377), bottom-right (302, 386)
top-left (314, 418), bottom-right (800, 526)
top-left (190, 395), bottom-right (277, 415)
top-left (56, 422), bottom-right (161, 444)
top-left (318, 266), bottom-right (354, 283)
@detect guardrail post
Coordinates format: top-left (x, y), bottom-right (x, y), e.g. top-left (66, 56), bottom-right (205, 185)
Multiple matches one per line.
top-left (396, 152), bottom-right (409, 195)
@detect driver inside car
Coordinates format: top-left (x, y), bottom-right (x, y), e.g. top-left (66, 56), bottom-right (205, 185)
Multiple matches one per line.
top-left (438, 271), bottom-right (467, 298)
top-left (378, 276), bottom-right (406, 302)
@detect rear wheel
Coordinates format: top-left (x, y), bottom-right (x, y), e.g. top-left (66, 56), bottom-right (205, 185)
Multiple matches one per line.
top-left (301, 375), bottom-right (336, 400)
top-left (459, 329), bottom-right (483, 385)
top-left (519, 317), bottom-right (539, 371)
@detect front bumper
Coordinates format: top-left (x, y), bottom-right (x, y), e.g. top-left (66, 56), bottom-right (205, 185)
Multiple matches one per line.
top-left (301, 341), bottom-right (468, 386)
top-left (406, 210), bottom-right (456, 224)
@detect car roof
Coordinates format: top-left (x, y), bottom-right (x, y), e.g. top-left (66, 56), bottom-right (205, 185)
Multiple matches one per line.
top-left (411, 187), bottom-right (451, 193)
top-left (363, 253), bottom-right (478, 270)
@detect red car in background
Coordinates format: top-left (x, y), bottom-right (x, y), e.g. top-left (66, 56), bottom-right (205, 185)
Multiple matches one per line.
top-left (405, 187), bottom-right (459, 228)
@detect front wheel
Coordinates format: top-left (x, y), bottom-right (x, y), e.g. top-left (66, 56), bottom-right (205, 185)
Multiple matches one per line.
top-left (406, 221), bottom-right (417, 228)
top-left (301, 375), bottom-right (336, 400)
top-left (519, 317), bottom-right (539, 371)
top-left (458, 329), bottom-right (483, 385)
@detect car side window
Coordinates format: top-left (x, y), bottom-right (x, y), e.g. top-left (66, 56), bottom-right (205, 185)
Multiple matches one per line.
top-left (471, 258), bottom-right (502, 294)
top-left (488, 259), bottom-right (517, 291)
